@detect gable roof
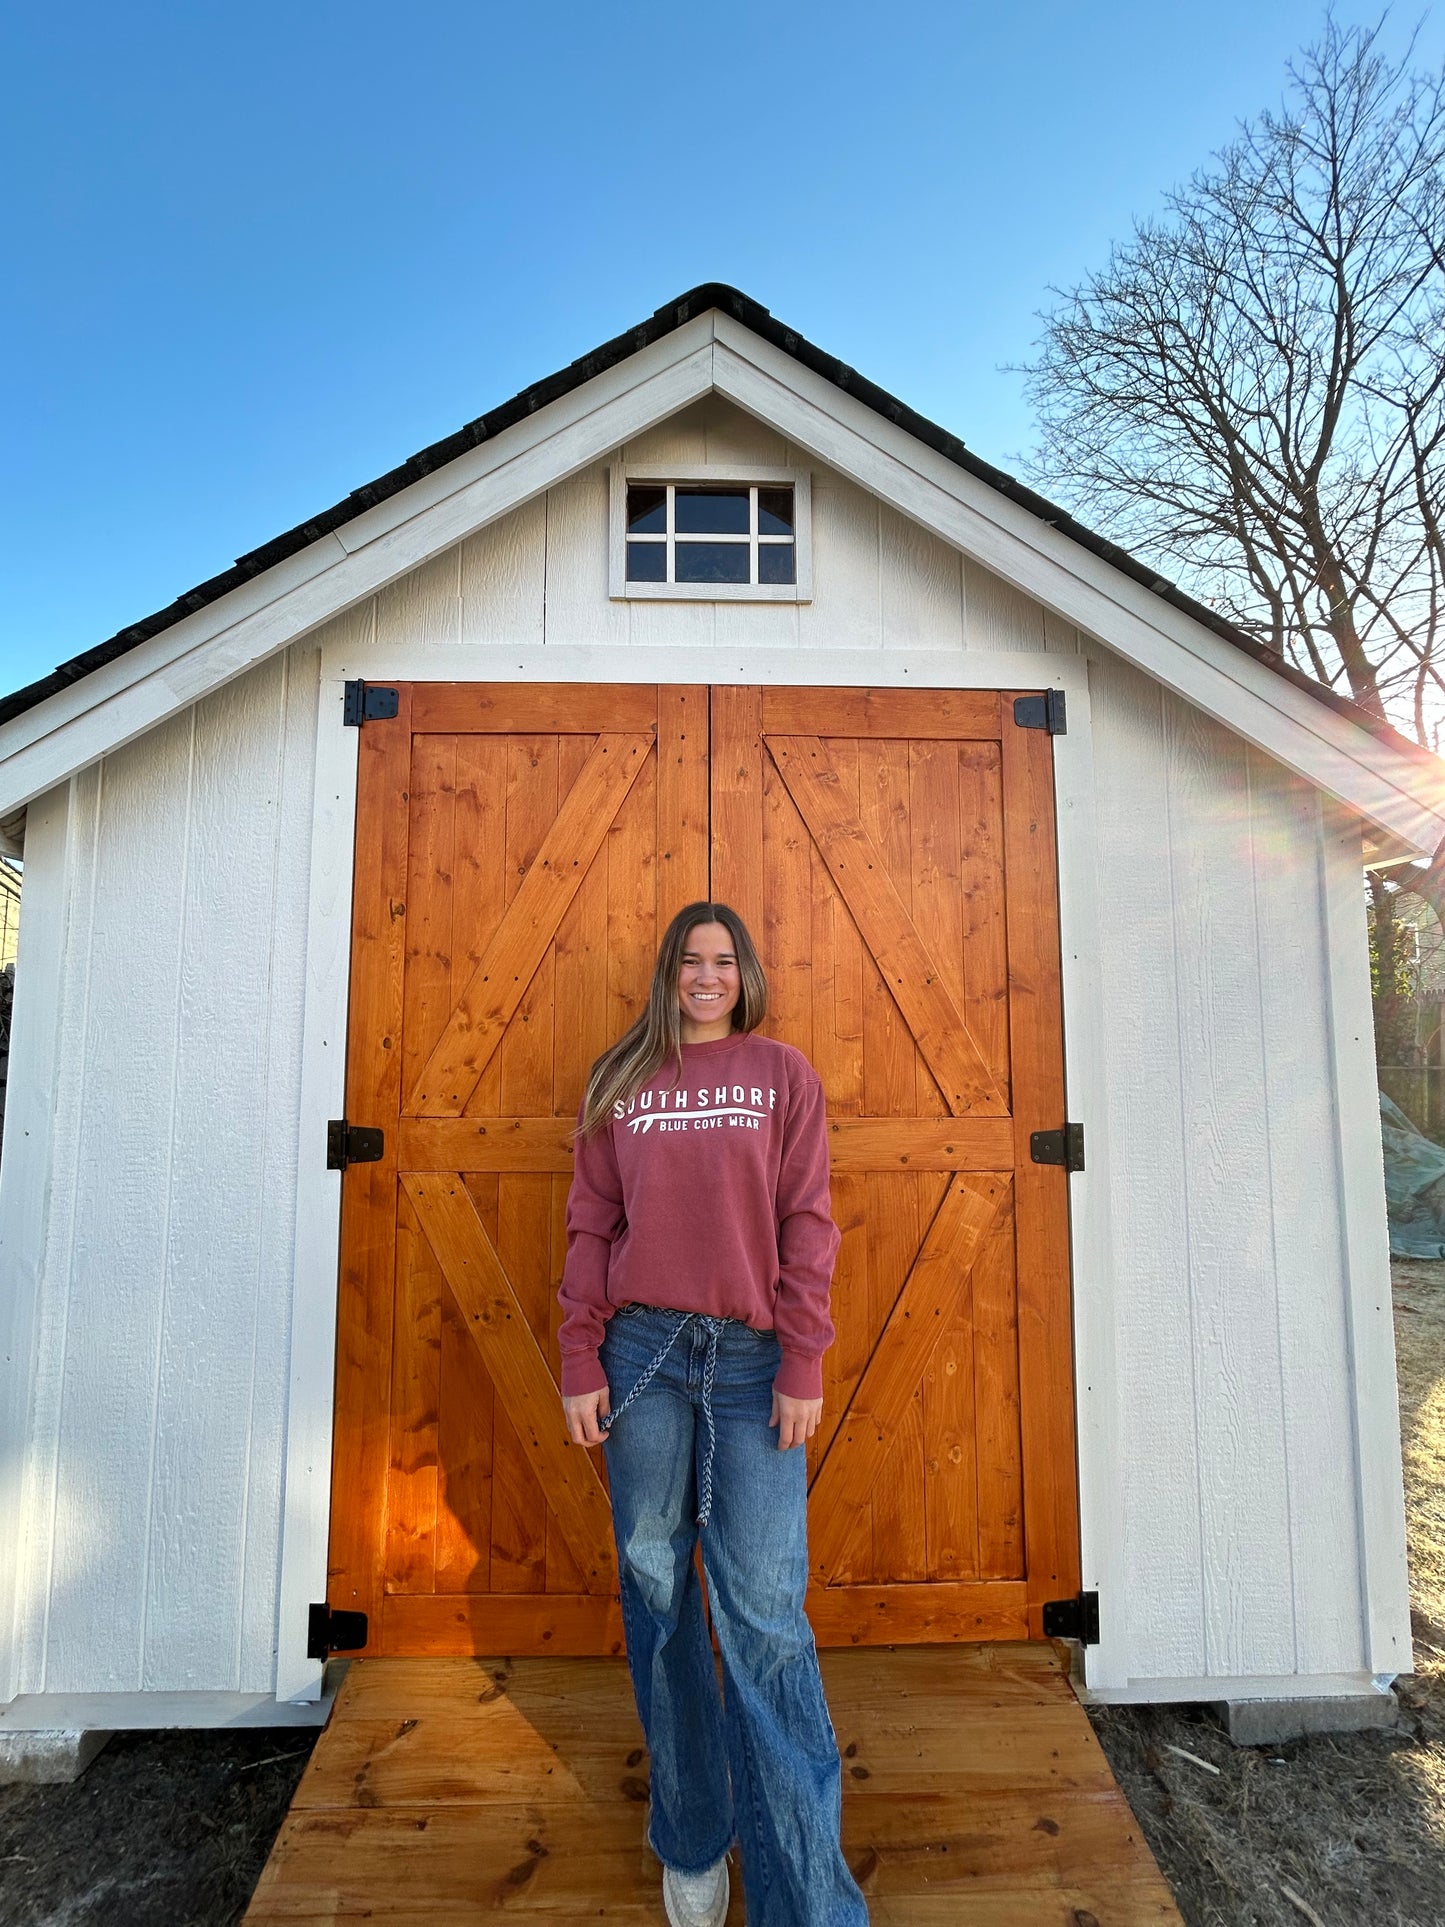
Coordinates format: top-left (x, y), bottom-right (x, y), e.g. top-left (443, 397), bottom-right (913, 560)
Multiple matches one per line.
top-left (2, 284), bottom-right (1443, 857)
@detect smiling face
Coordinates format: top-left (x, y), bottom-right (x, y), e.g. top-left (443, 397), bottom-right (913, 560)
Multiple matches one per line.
top-left (677, 921), bottom-right (743, 1043)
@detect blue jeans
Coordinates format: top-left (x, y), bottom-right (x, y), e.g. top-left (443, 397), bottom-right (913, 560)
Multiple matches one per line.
top-left (598, 1303), bottom-right (869, 1927)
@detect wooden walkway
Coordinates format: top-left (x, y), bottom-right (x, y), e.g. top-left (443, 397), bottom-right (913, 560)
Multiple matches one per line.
top-left (245, 1643), bottom-right (1181, 1924)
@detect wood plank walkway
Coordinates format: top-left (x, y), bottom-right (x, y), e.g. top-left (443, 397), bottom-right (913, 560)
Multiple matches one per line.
top-left (244, 1643), bottom-right (1181, 1924)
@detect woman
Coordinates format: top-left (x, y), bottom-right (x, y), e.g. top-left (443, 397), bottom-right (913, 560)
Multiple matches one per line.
top-left (558, 901), bottom-right (869, 1927)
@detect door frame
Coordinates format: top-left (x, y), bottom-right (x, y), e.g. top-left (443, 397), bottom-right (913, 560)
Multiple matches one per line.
top-left (276, 641), bottom-right (1123, 1700)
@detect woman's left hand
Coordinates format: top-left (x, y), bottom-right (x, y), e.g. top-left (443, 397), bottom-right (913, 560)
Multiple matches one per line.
top-left (770, 1390), bottom-right (823, 1451)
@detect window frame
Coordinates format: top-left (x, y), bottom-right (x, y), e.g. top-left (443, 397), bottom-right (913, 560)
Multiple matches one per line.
top-left (608, 462), bottom-right (813, 602)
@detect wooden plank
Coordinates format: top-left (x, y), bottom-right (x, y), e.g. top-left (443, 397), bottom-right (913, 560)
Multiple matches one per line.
top-left (656, 684), bottom-right (709, 918)
top-left (763, 687), bottom-right (1002, 738)
top-left (490, 738), bottom-right (559, 1597)
top-left (399, 736), bottom-right (457, 1167)
top-left (324, 1643), bottom-right (1072, 1722)
top-left (762, 738), bottom-right (815, 1058)
top-left (867, 1173), bottom-right (930, 1583)
top-left (381, 1591), bottom-right (625, 1656)
top-left (399, 1116), bottom-right (576, 1171)
top-left (382, 1190), bottom-right (441, 1594)
top-left (857, 737), bottom-right (919, 1122)
top-left (909, 740), bottom-right (984, 1581)
top-left (814, 1168), bottom-right (870, 1483)
top-left (857, 736), bottom-right (926, 1582)
top-left (406, 1173), bottom-right (616, 1593)
top-left (409, 682), bottom-right (658, 733)
top-left (810, 827), bottom-right (865, 1117)
top-left (496, 735), bottom-right (559, 1131)
top-left (923, 1231), bottom-right (982, 1581)
top-left (433, 1272), bottom-right (494, 1594)
top-left (999, 705), bottom-right (1080, 1629)
top-left (957, 740), bottom-right (1012, 1096)
top-left (399, 1115), bottom-right (1016, 1173)
top-left (453, 733), bottom-right (510, 1119)
top-left (805, 1580), bottom-right (1029, 1646)
top-left (492, 1176), bottom-right (553, 1596)
top-left (326, 688), bottom-right (413, 1651)
top-left (809, 1174), bottom-right (1011, 1584)
top-left (972, 1185), bottom-right (1026, 1580)
top-left (245, 1642), bottom-right (1181, 1925)
top-left (708, 685), bottom-right (764, 931)
top-left (293, 1696), bottom-right (1112, 1811)
top-left (551, 735), bottom-right (610, 1120)
top-left (405, 731), bottom-right (653, 1115)
top-left (605, 735), bottom-right (658, 1048)
top-left (767, 735), bottom-right (1006, 1115)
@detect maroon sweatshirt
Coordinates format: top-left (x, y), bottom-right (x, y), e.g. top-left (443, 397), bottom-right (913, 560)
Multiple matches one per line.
top-left (558, 1030), bottom-right (841, 1401)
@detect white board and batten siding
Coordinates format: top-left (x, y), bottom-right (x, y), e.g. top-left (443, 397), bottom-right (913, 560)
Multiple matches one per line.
top-left (1, 644), bottom-right (322, 1712)
top-left (0, 395), bottom-right (1407, 1719)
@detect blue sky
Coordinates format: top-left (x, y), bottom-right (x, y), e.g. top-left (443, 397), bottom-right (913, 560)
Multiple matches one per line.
top-left (4, 2), bottom-right (1441, 696)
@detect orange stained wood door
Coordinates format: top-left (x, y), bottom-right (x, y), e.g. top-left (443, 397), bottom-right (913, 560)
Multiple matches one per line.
top-left (327, 682), bottom-right (1079, 1657)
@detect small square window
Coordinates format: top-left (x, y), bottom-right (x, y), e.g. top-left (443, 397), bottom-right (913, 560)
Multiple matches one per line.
top-left (675, 488), bottom-right (750, 534)
top-left (626, 541), bottom-right (667, 582)
top-left (758, 543), bottom-right (796, 585)
top-left (677, 541), bottom-right (751, 584)
top-left (618, 476), bottom-right (806, 597)
top-left (627, 485), bottom-right (667, 535)
top-left (758, 488), bottom-right (794, 536)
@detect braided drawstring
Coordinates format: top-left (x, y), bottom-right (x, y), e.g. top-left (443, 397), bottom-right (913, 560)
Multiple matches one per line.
top-left (696, 1318), bottom-right (722, 1527)
top-left (600, 1310), bottom-right (729, 1528)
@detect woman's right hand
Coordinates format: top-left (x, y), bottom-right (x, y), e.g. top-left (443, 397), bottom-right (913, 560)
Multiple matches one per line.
top-left (563, 1386), bottom-right (612, 1449)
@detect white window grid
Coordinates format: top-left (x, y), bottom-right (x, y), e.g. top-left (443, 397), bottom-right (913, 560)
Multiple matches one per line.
top-left (625, 484), bottom-right (794, 586)
top-left (608, 463), bottom-right (813, 602)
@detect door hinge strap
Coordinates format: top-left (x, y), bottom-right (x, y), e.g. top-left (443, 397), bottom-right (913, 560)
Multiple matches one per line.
top-left (327, 1121), bottom-right (384, 1170)
top-left (343, 681), bottom-right (400, 726)
top-left (1030, 1122), bottom-right (1084, 1172)
top-left (307, 1603), bottom-right (369, 1659)
top-left (1042, 1590), bottom-right (1099, 1644)
top-left (1013, 690), bottom-right (1067, 734)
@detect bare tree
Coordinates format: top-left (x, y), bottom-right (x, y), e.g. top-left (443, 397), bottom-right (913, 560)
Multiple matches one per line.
top-left (1021, 13), bottom-right (1445, 1056)
top-left (1023, 12), bottom-right (1445, 739)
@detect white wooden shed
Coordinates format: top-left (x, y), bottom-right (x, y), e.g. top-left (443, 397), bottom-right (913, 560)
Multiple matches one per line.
top-left (2, 286), bottom-right (1441, 1736)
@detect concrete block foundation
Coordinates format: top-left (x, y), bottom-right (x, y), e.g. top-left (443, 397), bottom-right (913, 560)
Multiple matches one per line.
top-left (0, 1729), bottom-right (113, 1784)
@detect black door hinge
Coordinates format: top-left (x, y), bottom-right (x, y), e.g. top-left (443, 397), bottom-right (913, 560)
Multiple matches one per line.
top-left (327, 1121), bottom-right (384, 1170)
top-left (1030, 1122), bottom-right (1085, 1172)
top-left (1042, 1590), bottom-right (1100, 1644)
top-left (1013, 690), bottom-right (1067, 734)
top-left (343, 680), bottom-right (400, 726)
top-left (307, 1603), bottom-right (369, 1659)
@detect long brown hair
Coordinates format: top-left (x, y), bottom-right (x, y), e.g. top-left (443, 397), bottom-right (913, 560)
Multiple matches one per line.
top-left (577, 901), bottom-right (768, 1136)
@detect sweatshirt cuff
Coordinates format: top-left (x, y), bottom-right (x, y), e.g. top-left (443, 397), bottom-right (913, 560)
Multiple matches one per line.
top-left (774, 1350), bottom-right (824, 1400)
top-left (560, 1350), bottom-right (609, 1398)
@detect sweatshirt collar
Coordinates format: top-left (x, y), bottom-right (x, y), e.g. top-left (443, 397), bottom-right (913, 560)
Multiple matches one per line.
top-left (679, 1029), bottom-right (753, 1057)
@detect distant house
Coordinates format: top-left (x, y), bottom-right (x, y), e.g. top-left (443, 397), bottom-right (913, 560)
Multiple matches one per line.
top-left (2, 287), bottom-right (1442, 1737)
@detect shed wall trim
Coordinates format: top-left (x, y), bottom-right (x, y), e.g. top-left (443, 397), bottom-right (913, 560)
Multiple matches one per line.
top-left (275, 640), bottom-right (364, 1702)
top-left (0, 784), bottom-right (70, 1704)
top-left (1322, 804), bottom-right (1414, 1676)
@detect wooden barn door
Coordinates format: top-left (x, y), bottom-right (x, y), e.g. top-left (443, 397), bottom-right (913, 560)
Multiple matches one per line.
top-left (713, 687), bottom-right (1078, 1644)
top-left (327, 680), bottom-right (1078, 1657)
top-left (328, 684), bottom-right (708, 1656)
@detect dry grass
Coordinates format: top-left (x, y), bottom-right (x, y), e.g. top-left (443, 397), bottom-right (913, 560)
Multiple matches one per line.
top-left (1085, 1258), bottom-right (1445, 1927)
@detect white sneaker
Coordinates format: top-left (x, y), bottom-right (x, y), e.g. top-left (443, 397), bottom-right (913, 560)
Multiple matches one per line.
top-left (662, 1855), bottom-right (730, 1927)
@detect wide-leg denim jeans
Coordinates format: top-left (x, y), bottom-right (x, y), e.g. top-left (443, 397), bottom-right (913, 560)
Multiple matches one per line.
top-left (597, 1302), bottom-right (869, 1927)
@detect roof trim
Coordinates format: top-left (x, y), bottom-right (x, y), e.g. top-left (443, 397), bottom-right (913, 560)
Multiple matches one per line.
top-left (2, 282), bottom-right (1435, 774)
